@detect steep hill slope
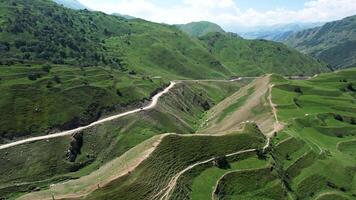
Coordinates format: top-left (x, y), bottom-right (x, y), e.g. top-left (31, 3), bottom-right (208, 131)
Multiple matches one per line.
top-left (0, 80), bottom-right (247, 199)
top-left (177, 21), bottom-right (225, 37)
top-left (284, 15), bottom-right (356, 69)
top-left (0, 0), bottom-right (230, 78)
top-left (199, 32), bottom-right (329, 76)
top-left (239, 22), bottom-right (324, 41)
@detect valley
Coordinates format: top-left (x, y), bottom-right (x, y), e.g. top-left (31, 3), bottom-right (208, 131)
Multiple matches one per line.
top-left (0, 0), bottom-right (355, 200)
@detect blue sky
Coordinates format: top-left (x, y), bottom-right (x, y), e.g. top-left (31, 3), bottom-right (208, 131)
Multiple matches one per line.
top-left (78, 0), bottom-right (356, 31)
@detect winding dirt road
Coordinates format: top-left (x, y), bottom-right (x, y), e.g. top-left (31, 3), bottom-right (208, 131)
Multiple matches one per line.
top-left (0, 81), bottom-right (177, 150)
top-left (152, 148), bottom-right (257, 200)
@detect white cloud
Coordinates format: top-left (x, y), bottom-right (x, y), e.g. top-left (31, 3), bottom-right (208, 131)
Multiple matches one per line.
top-left (79, 0), bottom-right (356, 30)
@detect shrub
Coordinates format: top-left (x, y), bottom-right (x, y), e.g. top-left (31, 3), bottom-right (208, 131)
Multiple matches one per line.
top-left (213, 156), bottom-right (230, 169)
top-left (27, 72), bottom-right (41, 81)
top-left (116, 89), bottom-right (123, 97)
top-left (42, 64), bottom-right (52, 73)
top-left (53, 75), bottom-right (61, 83)
top-left (294, 86), bottom-right (303, 94)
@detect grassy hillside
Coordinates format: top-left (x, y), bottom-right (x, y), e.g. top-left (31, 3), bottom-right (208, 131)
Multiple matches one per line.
top-left (177, 21), bottom-right (225, 37)
top-left (0, 80), bottom-right (248, 199)
top-left (0, 64), bottom-right (167, 142)
top-left (0, 0), bottom-right (233, 141)
top-left (0, 0), bottom-right (230, 78)
top-left (284, 15), bottom-right (356, 69)
top-left (199, 32), bottom-right (329, 76)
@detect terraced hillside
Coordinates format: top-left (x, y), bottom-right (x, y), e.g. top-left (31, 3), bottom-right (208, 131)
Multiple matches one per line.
top-left (0, 80), bottom-right (248, 199)
top-left (3, 68), bottom-right (355, 200)
top-left (269, 69), bottom-right (356, 199)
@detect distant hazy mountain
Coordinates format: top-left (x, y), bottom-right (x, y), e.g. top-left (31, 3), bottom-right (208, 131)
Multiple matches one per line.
top-left (284, 15), bottom-right (356, 69)
top-left (52, 0), bottom-right (87, 10)
top-left (239, 22), bottom-right (324, 41)
top-left (177, 21), bottom-right (225, 37)
top-left (112, 13), bottom-right (136, 20)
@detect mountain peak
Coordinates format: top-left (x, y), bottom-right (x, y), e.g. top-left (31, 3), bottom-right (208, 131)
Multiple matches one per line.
top-left (52, 0), bottom-right (87, 10)
top-left (177, 21), bottom-right (225, 37)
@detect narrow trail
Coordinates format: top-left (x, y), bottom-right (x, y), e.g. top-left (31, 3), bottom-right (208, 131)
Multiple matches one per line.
top-left (1, 81), bottom-right (178, 150)
top-left (0, 78), bottom-right (254, 151)
top-left (267, 84), bottom-right (284, 137)
top-left (152, 78), bottom-right (281, 200)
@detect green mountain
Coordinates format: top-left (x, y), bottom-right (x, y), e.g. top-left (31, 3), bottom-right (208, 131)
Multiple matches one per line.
top-left (199, 32), bottom-right (328, 76)
top-left (239, 22), bottom-right (324, 41)
top-left (112, 13), bottom-right (136, 20)
top-left (284, 15), bottom-right (356, 69)
top-left (52, 0), bottom-right (87, 10)
top-left (0, 0), bottom-right (330, 142)
top-left (177, 21), bottom-right (225, 37)
top-left (0, 0), bottom-right (230, 79)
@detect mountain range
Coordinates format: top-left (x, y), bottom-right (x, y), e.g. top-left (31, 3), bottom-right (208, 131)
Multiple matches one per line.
top-left (283, 15), bottom-right (356, 69)
top-left (238, 22), bottom-right (324, 41)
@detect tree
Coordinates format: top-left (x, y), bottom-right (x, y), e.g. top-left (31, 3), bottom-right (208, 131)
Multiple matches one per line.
top-left (27, 72), bottom-right (41, 81)
top-left (42, 64), bottom-right (52, 73)
top-left (213, 156), bottom-right (230, 169)
top-left (0, 42), bottom-right (10, 52)
top-left (116, 89), bottom-right (123, 97)
top-left (256, 148), bottom-right (267, 160)
top-left (53, 75), bottom-right (61, 83)
top-left (294, 87), bottom-right (302, 94)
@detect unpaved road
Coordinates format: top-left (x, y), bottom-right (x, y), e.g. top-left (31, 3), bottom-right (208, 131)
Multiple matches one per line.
top-left (153, 79), bottom-right (283, 200)
top-left (152, 137), bottom-right (271, 200)
top-left (0, 78), bottom-right (254, 150)
top-left (151, 148), bottom-right (257, 200)
top-left (0, 81), bottom-right (177, 150)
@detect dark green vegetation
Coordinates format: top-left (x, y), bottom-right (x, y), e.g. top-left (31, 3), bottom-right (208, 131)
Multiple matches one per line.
top-left (0, 80), bottom-right (247, 199)
top-left (0, 0), bottom-right (230, 78)
top-left (82, 124), bottom-right (266, 200)
top-left (270, 68), bottom-right (356, 199)
top-left (284, 15), bottom-right (356, 69)
top-left (199, 32), bottom-right (328, 76)
top-left (177, 21), bottom-right (225, 37)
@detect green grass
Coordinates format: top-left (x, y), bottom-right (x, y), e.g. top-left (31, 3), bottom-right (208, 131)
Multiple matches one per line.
top-left (189, 156), bottom-right (267, 200)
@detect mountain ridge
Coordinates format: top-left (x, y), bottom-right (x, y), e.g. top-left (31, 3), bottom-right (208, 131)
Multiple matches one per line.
top-left (284, 15), bottom-right (356, 69)
top-left (176, 21), bottom-right (225, 37)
